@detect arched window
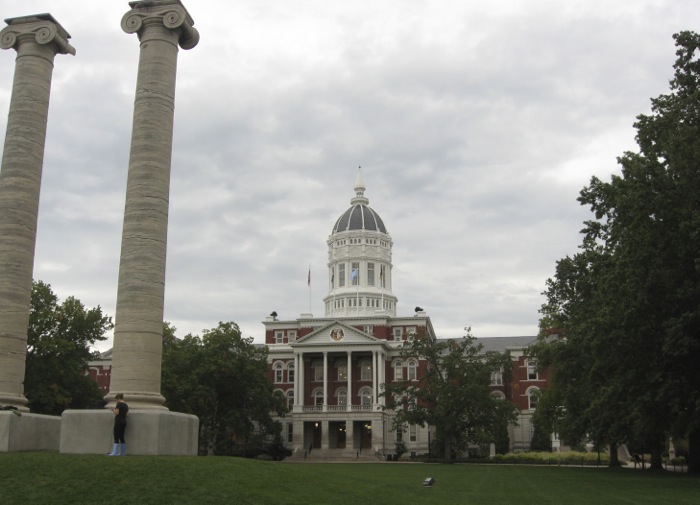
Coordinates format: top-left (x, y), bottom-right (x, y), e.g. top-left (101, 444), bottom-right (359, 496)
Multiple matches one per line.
top-left (287, 362), bottom-right (295, 383)
top-left (336, 388), bottom-right (348, 406)
top-left (337, 362), bottom-right (348, 381)
top-left (527, 387), bottom-right (540, 410)
top-left (359, 387), bottom-right (372, 406)
top-left (313, 389), bottom-right (324, 407)
top-left (394, 360), bottom-right (403, 381)
top-left (286, 390), bottom-right (294, 410)
top-left (274, 362), bottom-right (284, 383)
top-left (360, 360), bottom-right (372, 381)
top-left (407, 360), bottom-right (417, 381)
top-left (313, 360), bottom-right (324, 381)
top-left (491, 391), bottom-right (506, 401)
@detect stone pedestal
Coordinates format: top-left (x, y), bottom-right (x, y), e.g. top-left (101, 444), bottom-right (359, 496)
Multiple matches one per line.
top-left (60, 409), bottom-right (198, 455)
top-left (0, 411), bottom-right (60, 452)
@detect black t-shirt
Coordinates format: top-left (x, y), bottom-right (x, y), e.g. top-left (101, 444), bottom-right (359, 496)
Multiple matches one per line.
top-left (115, 401), bottom-right (129, 424)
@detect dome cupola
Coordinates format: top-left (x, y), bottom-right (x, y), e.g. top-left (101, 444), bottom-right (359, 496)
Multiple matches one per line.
top-left (324, 167), bottom-right (397, 318)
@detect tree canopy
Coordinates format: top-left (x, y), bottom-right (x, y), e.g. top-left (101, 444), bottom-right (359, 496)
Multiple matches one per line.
top-left (25, 280), bottom-right (112, 415)
top-left (161, 321), bottom-right (287, 456)
top-left (383, 330), bottom-right (518, 462)
top-left (532, 31), bottom-right (700, 472)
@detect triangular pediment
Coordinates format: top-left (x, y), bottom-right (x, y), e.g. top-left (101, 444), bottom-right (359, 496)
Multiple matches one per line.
top-left (294, 320), bottom-right (381, 347)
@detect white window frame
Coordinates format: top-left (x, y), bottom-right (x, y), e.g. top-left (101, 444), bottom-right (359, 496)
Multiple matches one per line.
top-left (275, 331), bottom-right (284, 344)
top-left (274, 362), bottom-right (284, 383)
top-left (336, 388), bottom-right (348, 406)
top-left (359, 387), bottom-right (372, 406)
top-left (393, 328), bottom-right (402, 341)
top-left (394, 360), bottom-right (403, 381)
top-left (360, 360), bottom-right (372, 381)
top-left (527, 360), bottom-right (538, 380)
top-left (287, 362), bottom-right (295, 383)
top-left (407, 360), bottom-right (417, 381)
top-left (527, 387), bottom-right (540, 410)
top-left (313, 361), bottom-right (324, 382)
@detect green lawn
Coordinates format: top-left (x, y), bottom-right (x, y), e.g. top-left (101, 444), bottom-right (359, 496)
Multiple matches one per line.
top-left (1, 453), bottom-right (697, 505)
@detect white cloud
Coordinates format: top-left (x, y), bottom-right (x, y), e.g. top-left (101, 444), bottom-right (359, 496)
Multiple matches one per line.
top-left (1, 0), bottom-right (698, 350)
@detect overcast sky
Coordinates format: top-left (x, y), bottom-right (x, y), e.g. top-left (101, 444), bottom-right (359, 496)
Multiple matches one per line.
top-left (1, 0), bottom-right (698, 351)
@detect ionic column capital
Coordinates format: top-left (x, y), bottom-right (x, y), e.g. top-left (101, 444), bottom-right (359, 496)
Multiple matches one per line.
top-left (122, 0), bottom-right (199, 50)
top-left (1, 14), bottom-right (75, 55)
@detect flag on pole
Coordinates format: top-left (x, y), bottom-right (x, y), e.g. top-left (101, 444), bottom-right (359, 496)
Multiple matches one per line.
top-left (307, 266), bottom-right (311, 287)
top-left (350, 268), bottom-right (358, 282)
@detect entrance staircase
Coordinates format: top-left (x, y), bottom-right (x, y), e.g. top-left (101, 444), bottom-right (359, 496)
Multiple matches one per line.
top-left (286, 448), bottom-right (382, 463)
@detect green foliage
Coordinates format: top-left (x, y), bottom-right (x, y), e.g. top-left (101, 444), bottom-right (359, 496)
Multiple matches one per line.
top-left (533, 31), bottom-right (700, 472)
top-left (161, 321), bottom-right (287, 456)
top-left (25, 280), bottom-right (112, 414)
top-left (491, 451), bottom-right (608, 466)
top-left (383, 329), bottom-right (519, 462)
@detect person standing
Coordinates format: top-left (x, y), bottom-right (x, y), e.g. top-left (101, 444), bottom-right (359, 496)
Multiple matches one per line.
top-left (108, 393), bottom-right (129, 456)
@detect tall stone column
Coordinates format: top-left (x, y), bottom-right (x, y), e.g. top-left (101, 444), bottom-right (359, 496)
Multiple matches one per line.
top-left (60, 2), bottom-right (199, 455)
top-left (0, 14), bottom-right (74, 413)
top-left (106, 0), bottom-right (198, 409)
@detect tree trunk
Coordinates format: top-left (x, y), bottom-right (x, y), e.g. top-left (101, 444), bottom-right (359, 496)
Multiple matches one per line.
top-left (608, 441), bottom-right (619, 467)
top-left (649, 444), bottom-right (663, 470)
top-left (443, 436), bottom-right (452, 463)
top-left (689, 428), bottom-right (700, 474)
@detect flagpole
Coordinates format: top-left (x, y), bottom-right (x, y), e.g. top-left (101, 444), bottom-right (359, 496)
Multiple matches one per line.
top-left (308, 264), bottom-right (311, 314)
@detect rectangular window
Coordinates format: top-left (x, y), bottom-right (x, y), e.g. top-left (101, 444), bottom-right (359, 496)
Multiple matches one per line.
top-left (275, 331), bottom-right (284, 344)
top-left (288, 330), bottom-right (296, 343)
top-left (287, 423), bottom-right (293, 444)
top-left (351, 262), bottom-right (359, 285)
top-left (338, 364), bottom-right (347, 381)
top-left (361, 361), bottom-right (372, 381)
top-left (491, 368), bottom-right (503, 385)
top-left (393, 328), bottom-right (402, 341)
top-left (339, 264), bottom-right (346, 287)
top-left (527, 360), bottom-right (538, 380)
top-left (409, 424), bottom-right (417, 442)
top-left (396, 429), bottom-right (403, 443)
top-left (314, 365), bottom-right (324, 382)
top-left (367, 263), bottom-right (375, 286)
top-left (364, 325), bottom-right (373, 334)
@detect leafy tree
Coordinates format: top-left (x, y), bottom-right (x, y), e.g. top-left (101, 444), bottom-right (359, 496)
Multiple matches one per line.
top-left (161, 321), bottom-right (287, 456)
top-left (383, 330), bottom-right (519, 462)
top-left (25, 280), bottom-right (112, 415)
top-left (533, 31), bottom-right (700, 472)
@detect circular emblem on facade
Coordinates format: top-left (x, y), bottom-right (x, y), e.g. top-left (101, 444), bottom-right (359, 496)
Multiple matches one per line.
top-left (330, 328), bottom-right (345, 341)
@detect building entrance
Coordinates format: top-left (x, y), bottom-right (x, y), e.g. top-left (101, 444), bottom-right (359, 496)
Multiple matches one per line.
top-left (355, 421), bottom-right (372, 450)
top-left (329, 421), bottom-right (346, 449)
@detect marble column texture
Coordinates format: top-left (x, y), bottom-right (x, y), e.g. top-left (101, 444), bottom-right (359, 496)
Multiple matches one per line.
top-left (0, 14), bottom-right (74, 411)
top-left (106, 0), bottom-right (198, 409)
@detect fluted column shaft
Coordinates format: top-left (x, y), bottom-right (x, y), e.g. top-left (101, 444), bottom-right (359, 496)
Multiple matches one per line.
top-left (107, 1), bottom-right (198, 409)
top-left (0, 15), bottom-right (74, 411)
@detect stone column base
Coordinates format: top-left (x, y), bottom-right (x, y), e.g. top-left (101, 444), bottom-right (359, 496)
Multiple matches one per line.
top-left (60, 409), bottom-right (199, 455)
top-left (0, 411), bottom-right (61, 452)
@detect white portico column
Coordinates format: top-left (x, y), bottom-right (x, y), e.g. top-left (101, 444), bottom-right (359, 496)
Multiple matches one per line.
top-left (107, 0), bottom-right (198, 409)
top-left (378, 350), bottom-right (386, 406)
top-left (0, 14), bottom-right (74, 412)
top-left (346, 351), bottom-right (352, 411)
top-left (322, 351), bottom-right (328, 411)
top-left (372, 350), bottom-right (378, 405)
top-left (293, 352), bottom-right (301, 409)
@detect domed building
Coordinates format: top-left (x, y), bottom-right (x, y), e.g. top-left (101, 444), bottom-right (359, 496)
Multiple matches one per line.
top-left (263, 169), bottom-right (549, 459)
top-left (263, 168), bottom-right (437, 458)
